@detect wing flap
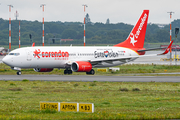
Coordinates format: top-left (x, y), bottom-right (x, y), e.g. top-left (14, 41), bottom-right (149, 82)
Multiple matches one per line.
top-left (89, 41), bottom-right (173, 64)
top-left (137, 47), bottom-right (167, 52)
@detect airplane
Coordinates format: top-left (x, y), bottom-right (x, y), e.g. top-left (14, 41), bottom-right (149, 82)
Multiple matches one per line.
top-left (2, 10), bottom-right (173, 75)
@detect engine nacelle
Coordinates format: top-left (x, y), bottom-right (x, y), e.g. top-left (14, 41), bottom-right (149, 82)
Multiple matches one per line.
top-left (71, 61), bottom-right (92, 72)
top-left (33, 68), bottom-right (54, 72)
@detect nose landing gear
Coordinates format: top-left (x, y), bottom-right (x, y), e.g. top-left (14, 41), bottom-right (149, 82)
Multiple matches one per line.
top-left (17, 71), bottom-right (21, 75)
top-left (11, 67), bottom-right (22, 75)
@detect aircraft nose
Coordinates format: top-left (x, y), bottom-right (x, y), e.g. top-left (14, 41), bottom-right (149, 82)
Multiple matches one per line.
top-left (2, 56), bottom-right (12, 66)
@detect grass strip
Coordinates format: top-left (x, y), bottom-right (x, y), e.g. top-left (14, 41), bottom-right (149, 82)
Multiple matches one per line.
top-left (0, 81), bottom-right (180, 119)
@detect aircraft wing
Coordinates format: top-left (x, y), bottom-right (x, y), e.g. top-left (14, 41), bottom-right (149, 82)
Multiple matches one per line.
top-left (137, 47), bottom-right (167, 52)
top-left (89, 40), bottom-right (173, 64)
top-left (143, 40), bottom-right (173, 56)
top-left (66, 41), bottom-right (173, 66)
top-left (137, 41), bottom-right (173, 52)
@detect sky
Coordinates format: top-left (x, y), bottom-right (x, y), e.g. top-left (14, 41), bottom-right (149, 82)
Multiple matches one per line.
top-left (0, 0), bottom-right (180, 25)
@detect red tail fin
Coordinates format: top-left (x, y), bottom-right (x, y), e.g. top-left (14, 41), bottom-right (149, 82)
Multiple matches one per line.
top-left (114, 10), bottom-right (149, 49)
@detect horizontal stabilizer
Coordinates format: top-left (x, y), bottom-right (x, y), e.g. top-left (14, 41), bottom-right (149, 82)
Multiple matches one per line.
top-left (137, 47), bottom-right (167, 52)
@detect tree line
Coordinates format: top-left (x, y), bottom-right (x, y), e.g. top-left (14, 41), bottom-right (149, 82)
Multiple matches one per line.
top-left (0, 17), bottom-right (180, 46)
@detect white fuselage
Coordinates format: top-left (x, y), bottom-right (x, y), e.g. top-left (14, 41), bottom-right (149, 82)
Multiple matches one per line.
top-left (2, 46), bottom-right (139, 69)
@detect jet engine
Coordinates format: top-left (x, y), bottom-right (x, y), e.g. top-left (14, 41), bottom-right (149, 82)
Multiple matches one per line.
top-left (33, 68), bottom-right (54, 72)
top-left (71, 61), bottom-right (92, 72)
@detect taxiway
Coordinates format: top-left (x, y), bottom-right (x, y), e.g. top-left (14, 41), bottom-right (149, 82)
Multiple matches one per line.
top-left (0, 75), bottom-right (180, 82)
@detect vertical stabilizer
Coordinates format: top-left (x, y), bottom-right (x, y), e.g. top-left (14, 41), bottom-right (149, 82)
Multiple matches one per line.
top-left (114, 10), bottom-right (149, 49)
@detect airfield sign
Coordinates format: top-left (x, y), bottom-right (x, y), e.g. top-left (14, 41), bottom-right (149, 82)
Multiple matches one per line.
top-left (40, 102), bottom-right (60, 111)
top-left (79, 103), bottom-right (94, 113)
top-left (60, 102), bottom-right (79, 112)
top-left (40, 101), bottom-right (94, 113)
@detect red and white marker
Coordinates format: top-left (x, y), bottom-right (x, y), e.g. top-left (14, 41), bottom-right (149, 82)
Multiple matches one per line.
top-left (19, 21), bottom-right (20, 48)
top-left (8, 5), bottom-right (13, 51)
top-left (40, 4), bottom-right (45, 46)
top-left (82, 5), bottom-right (88, 46)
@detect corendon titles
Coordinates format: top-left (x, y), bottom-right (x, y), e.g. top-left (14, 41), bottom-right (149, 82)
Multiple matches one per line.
top-left (94, 50), bottom-right (125, 58)
top-left (135, 13), bottom-right (147, 39)
top-left (33, 49), bottom-right (69, 59)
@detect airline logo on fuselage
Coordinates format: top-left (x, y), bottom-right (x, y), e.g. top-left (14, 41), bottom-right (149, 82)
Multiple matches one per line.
top-left (94, 51), bottom-right (125, 58)
top-left (130, 13), bottom-right (147, 46)
top-left (33, 49), bottom-right (69, 59)
top-left (104, 51), bottom-right (109, 57)
top-left (34, 49), bottom-right (41, 58)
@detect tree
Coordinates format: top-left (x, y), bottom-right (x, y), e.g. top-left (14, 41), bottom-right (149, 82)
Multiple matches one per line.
top-left (85, 30), bottom-right (95, 38)
top-left (85, 13), bottom-right (91, 24)
top-left (155, 29), bottom-right (169, 42)
top-left (61, 29), bottom-right (77, 39)
top-left (106, 18), bottom-right (110, 24)
top-left (1, 17), bottom-right (180, 46)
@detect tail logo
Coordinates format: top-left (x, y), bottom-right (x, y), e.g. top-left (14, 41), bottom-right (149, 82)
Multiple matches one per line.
top-left (135, 13), bottom-right (147, 39)
top-left (130, 33), bottom-right (137, 46)
top-left (130, 13), bottom-right (147, 47)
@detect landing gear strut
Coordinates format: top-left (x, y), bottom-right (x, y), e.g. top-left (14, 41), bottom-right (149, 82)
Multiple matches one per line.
top-left (17, 71), bottom-right (21, 75)
top-left (64, 69), bottom-right (73, 75)
top-left (86, 69), bottom-right (95, 75)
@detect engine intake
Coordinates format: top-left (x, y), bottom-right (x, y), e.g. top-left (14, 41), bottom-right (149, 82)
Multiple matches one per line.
top-left (33, 68), bottom-right (54, 72)
top-left (71, 61), bottom-right (92, 72)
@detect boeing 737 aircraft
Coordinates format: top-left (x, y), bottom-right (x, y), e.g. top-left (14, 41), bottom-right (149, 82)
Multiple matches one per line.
top-left (2, 10), bottom-right (173, 75)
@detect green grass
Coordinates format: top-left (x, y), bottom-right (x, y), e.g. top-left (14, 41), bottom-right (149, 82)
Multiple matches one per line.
top-left (119, 64), bottom-right (180, 74)
top-left (1, 63), bottom-right (180, 76)
top-left (1, 81), bottom-right (180, 119)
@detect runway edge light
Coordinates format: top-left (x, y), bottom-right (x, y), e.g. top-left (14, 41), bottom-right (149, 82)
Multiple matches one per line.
top-left (79, 103), bottom-right (94, 113)
top-left (40, 101), bottom-right (60, 111)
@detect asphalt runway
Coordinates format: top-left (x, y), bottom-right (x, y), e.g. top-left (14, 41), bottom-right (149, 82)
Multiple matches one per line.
top-left (0, 75), bottom-right (180, 82)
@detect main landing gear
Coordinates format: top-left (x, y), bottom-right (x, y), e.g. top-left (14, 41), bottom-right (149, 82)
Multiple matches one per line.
top-left (63, 69), bottom-right (95, 75)
top-left (17, 71), bottom-right (21, 75)
top-left (86, 69), bottom-right (95, 75)
top-left (64, 69), bottom-right (73, 75)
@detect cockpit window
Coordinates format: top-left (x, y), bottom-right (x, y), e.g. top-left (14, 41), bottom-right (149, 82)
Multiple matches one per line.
top-left (15, 53), bottom-right (20, 56)
top-left (9, 53), bottom-right (14, 55)
top-left (8, 53), bottom-right (20, 56)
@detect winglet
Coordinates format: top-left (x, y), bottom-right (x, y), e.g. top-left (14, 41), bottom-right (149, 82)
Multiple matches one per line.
top-left (32, 43), bottom-right (35, 47)
top-left (158, 41), bottom-right (173, 55)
